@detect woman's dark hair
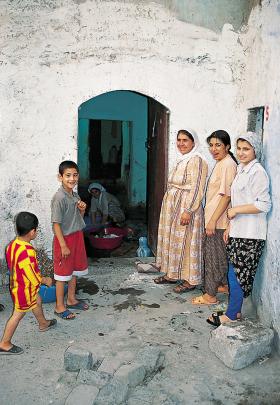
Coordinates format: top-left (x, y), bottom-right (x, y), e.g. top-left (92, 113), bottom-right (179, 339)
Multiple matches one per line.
top-left (207, 130), bottom-right (238, 163)
top-left (177, 129), bottom-right (194, 142)
top-left (15, 212), bottom-right (39, 236)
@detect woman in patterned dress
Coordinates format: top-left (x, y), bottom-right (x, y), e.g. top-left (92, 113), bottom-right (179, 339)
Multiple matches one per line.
top-left (154, 129), bottom-right (208, 293)
top-left (207, 132), bottom-right (271, 326)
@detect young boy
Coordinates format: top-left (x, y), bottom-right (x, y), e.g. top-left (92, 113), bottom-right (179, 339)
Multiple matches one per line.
top-left (51, 160), bottom-right (89, 320)
top-left (0, 212), bottom-right (57, 355)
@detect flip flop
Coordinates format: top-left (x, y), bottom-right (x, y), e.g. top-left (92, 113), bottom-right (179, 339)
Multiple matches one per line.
top-left (66, 301), bottom-right (89, 311)
top-left (54, 309), bottom-right (75, 320)
top-left (0, 344), bottom-right (24, 355)
top-left (192, 295), bottom-right (219, 306)
top-left (39, 319), bottom-right (57, 332)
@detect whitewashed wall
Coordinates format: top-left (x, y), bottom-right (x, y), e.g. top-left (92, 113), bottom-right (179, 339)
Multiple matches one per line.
top-left (235, 0), bottom-right (280, 353)
top-left (0, 0), bottom-right (246, 256)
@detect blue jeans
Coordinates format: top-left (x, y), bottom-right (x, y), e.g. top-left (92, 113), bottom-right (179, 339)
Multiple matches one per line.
top-left (225, 263), bottom-right (244, 320)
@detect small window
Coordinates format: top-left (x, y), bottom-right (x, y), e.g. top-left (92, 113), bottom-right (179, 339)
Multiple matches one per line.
top-left (247, 107), bottom-right (264, 139)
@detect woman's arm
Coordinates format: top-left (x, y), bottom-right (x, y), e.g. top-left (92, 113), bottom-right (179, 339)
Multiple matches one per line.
top-left (206, 195), bottom-right (231, 236)
top-left (227, 204), bottom-right (261, 219)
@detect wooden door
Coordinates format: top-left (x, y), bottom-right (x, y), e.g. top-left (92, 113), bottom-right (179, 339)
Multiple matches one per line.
top-left (147, 99), bottom-right (169, 254)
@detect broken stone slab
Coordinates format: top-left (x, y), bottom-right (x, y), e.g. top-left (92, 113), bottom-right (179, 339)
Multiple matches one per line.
top-left (65, 384), bottom-right (99, 405)
top-left (135, 345), bottom-right (165, 376)
top-left (114, 362), bottom-right (146, 388)
top-left (209, 320), bottom-right (274, 369)
top-left (77, 369), bottom-right (112, 388)
top-left (98, 355), bottom-right (125, 375)
top-left (134, 261), bottom-right (159, 274)
top-left (94, 378), bottom-right (128, 405)
top-left (64, 346), bottom-right (100, 372)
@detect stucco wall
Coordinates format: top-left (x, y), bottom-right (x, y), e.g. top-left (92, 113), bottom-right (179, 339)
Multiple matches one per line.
top-left (0, 0), bottom-right (247, 256)
top-left (236, 0), bottom-right (280, 353)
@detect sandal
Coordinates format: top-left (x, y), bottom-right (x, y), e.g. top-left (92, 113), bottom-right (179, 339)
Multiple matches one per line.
top-left (66, 300), bottom-right (89, 311)
top-left (154, 276), bottom-right (177, 284)
top-left (207, 312), bottom-right (238, 327)
top-left (173, 282), bottom-right (195, 294)
top-left (192, 295), bottom-right (219, 306)
top-left (54, 309), bottom-right (75, 320)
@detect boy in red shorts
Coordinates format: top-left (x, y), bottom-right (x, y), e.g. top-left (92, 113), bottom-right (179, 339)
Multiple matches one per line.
top-left (51, 160), bottom-right (89, 320)
top-left (0, 212), bottom-right (56, 355)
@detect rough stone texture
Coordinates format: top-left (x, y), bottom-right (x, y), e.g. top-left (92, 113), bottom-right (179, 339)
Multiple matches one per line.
top-left (135, 345), bottom-right (165, 375)
top-left (98, 355), bottom-right (125, 375)
top-left (77, 369), bottom-right (112, 388)
top-left (209, 320), bottom-right (274, 369)
top-left (65, 384), bottom-right (99, 405)
top-left (64, 346), bottom-right (93, 372)
top-left (94, 379), bottom-right (129, 405)
top-left (114, 362), bottom-right (146, 388)
top-left (169, 313), bottom-right (189, 331)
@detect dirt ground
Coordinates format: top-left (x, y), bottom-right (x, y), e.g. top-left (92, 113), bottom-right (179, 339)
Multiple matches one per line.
top-left (0, 257), bottom-right (280, 405)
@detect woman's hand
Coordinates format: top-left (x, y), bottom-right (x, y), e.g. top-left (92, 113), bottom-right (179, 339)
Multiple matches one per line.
top-left (180, 211), bottom-right (191, 226)
top-left (227, 207), bottom-right (237, 220)
top-left (205, 219), bottom-right (216, 236)
top-left (223, 227), bottom-right (230, 244)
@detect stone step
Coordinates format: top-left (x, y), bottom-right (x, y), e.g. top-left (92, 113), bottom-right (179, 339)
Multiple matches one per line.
top-left (209, 320), bottom-right (274, 370)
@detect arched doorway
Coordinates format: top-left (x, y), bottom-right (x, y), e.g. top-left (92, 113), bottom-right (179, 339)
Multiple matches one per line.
top-left (77, 90), bottom-right (169, 255)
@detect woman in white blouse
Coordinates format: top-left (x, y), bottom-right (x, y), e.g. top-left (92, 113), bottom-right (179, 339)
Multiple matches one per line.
top-left (207, 132), bottom-right (272, 326)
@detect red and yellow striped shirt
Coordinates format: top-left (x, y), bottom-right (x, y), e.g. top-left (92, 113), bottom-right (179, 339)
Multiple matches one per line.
top-left (6, 239), bottom-right (42, 312)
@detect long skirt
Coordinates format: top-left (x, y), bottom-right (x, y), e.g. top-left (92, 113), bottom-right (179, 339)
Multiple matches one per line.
top-left (226, 237), bottom-right (265, 297)
top-left (203, 229), bottom-right (228, 296)
top-left (156, 189), bottom-right (204, 285)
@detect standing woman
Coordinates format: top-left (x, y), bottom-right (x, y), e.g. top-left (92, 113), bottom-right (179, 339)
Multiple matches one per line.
top-left (207, 132), bottom-right (271, 326)
top-left (154, 129), bottom-right (208, 292)
top-left (192, 130), bottom-right (237, 305)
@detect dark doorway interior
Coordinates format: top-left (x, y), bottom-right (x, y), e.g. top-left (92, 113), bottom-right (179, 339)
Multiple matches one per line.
top-left (78, 91), bottom-right (169, 258)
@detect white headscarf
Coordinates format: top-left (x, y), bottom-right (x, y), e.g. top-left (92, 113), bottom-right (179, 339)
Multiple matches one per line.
top-left (176, 128), bottom-right (207, 164)
top-left (236, 131), bottom-right (263, 162)
top-left (88, 182), bottom-right (106, 193)
top-left (88, 182), bottom-right (106, 204)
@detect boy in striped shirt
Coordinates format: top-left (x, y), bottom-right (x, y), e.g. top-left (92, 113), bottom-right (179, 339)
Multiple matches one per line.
top-left (0, 212), bottom-right (57, 355)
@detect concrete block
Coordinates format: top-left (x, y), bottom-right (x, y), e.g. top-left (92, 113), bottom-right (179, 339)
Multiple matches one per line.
top-left (98, 355), bottom-right (123, 375)
top-left (65, 384), bottom-right (99, 405)
top-left (114, 362), bottom-right (146, 387)
top-left (135, 345), bottom-right (165, 376)
top-left (94, 379), bottom-right (128, 404)
top-left (64, 346), bottom-right (93, 372)
top-left (209, 320), bottom-right (274, 369)
top-left (77, 369), bottom-right (112, 388)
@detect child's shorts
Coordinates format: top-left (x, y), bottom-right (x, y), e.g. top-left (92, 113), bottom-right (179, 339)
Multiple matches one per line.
top-left (53, 230), bottom-right (88, 281)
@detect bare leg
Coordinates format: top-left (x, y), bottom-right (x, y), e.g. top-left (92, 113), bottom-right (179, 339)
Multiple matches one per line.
top-left (0, 310), bottom-right (25, 351)
top-left (32, 295), bottom-right (54, 330)
top-left (55, 279), bottom-right (76, 318)
top-left (67, 276), bottom-right (89, 309)
top-left (66, 276), bottom-right (77, 305)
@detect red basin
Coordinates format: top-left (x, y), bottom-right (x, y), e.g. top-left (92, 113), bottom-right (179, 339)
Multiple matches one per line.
top-left (89, 227), bottom-right (123, 250)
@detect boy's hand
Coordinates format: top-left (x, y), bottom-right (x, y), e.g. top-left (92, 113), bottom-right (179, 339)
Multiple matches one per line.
top-left (61, 244), bottom-right (71, 258)
top-left (77, 200), bottom-right (86, 212)
top-left (41, 276), bottom-right (53, 287)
